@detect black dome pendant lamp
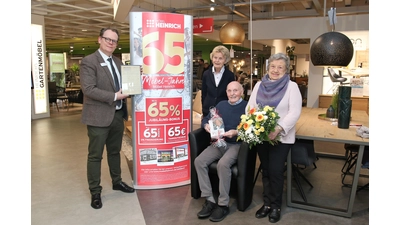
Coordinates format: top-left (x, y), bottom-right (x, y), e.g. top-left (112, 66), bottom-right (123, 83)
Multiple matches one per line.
top-left (310, 6), bottom-right (354, 67)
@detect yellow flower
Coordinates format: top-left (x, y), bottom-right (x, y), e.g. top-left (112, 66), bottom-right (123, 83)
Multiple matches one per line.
top-left (263, 106), bottom-right (272, 111)
top-left (259, 127), bottom-right (265, 132)
top-left (254, 130), bottom-right (260, 135)
top-left (255, 114), bottom-right (264, 122)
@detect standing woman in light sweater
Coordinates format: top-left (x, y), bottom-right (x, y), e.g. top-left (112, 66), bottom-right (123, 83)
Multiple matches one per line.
top-left (246, 52), bottom-right (302, 223)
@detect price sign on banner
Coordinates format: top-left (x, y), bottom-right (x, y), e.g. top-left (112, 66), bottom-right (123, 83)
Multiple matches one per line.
top-left (137, 123), bottom-right (165, 144)
top-left (165, 120), bottom-right (189, 143)
top-left (145, 97), bottom-right (182, 124)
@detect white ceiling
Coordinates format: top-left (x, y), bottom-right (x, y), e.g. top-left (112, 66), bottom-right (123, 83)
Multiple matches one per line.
top-left (31, 0), bottom-right (369, 52)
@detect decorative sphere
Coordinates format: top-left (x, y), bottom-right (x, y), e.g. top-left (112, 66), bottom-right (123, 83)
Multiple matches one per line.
top-left (310, 31), bottom-right (354, 67)
top-left (219, 21), bottom-right (245, 44)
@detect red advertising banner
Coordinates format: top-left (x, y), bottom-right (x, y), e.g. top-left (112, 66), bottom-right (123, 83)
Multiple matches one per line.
top-left (129, 12), bottom-right (192, 189)
top-left (193, 18), bottom-right (214, 34)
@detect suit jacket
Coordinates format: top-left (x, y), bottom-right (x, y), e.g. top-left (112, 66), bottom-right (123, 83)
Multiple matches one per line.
top-left (201, 65), bottom-right (235, 117)
top-left (80, 50), bottom-right (128, 127)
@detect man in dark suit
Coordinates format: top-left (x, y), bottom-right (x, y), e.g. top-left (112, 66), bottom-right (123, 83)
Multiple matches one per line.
top-left (80, 27), bottom-right (135, 209)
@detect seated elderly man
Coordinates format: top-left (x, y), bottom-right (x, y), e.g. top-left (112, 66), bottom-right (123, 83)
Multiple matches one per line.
top-left (194, 81), bottom-right (247, 222)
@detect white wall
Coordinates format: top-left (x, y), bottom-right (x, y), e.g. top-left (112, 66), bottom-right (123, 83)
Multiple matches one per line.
top-left (250, 14), bottom-right (369, 107)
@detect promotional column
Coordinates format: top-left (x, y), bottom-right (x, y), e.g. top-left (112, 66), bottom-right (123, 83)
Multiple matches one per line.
top-left (129, 12), bottom-right (192, 189)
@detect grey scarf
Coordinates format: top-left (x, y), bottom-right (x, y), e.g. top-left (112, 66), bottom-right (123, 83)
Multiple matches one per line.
top-left (256, 74), bottom-right (289, 107)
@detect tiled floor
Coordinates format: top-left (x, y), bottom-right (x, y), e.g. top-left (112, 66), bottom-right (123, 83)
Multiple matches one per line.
top-left (31, 104), bottom-right (369, 225)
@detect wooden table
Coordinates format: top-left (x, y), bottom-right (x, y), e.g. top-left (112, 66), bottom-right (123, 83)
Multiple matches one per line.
top-left (287, 108), bottom-right (369, 217)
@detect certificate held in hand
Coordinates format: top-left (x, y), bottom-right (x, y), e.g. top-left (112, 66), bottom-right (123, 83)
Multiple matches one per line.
top-left (121, 65), bottom-right (142, 95)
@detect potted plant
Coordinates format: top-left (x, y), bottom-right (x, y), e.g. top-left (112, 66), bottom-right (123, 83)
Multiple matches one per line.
top-left (69, 63), bottom-right (80, 84)
top-left (330, 87), bottom-right (339, 118)
top-left (286, 46), bottom-right (295, 60)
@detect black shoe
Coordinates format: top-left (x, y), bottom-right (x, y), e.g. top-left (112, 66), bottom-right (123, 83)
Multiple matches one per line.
top-left (269, 208), bottom-right (281, 223)
top-left (255, 205), bottom-right (271, 218)
top-left (112, 181), bottom-right (135, 193)
top-left (91, 193), bottom-right (102, 209)
top-left (197, 200), bottom-right (216, 218)
top-left (209, 205), bottom-right (230, 222)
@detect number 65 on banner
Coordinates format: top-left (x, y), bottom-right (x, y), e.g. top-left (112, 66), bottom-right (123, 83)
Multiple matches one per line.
top-left (142, 32), bottom-right (184, 75)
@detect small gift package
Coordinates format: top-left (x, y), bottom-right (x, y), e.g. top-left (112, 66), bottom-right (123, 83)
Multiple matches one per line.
top-left (208, 107), bottom-right (227, 148)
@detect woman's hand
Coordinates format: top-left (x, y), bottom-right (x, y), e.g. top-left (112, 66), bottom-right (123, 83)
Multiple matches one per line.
top-left (268, 125), bottom-right (282, 141)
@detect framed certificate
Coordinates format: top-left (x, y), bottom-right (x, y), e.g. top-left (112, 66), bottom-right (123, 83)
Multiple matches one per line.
top-left (121, 65), bottom-right (142, 95)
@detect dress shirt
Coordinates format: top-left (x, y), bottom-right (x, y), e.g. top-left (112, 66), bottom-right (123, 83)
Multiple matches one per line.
top-left (212, 66), bottom-right (225, 87)
top-left (98, 49), bottom-right (122, 110)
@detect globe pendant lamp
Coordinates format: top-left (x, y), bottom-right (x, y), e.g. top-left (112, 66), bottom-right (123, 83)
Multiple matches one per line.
top-left (310, 7), bottom-right (354, 67)
top-left (219, 21), bottom-right (245, 45)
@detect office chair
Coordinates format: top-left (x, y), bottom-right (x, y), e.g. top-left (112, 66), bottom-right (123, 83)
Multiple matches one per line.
top-left (189, 128), bottom-right (257, 212)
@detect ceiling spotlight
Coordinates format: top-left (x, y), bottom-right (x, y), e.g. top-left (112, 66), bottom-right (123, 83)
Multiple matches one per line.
top-left (210, 6), bottom-right (214, 11)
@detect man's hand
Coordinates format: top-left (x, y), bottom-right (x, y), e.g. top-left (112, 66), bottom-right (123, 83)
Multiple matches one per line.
top-left (116, 89), bottom-right (129, 100)
top-left (222, 129), bottom-right (238, 139)
top-left (204, 123), bottom-right (210, 133)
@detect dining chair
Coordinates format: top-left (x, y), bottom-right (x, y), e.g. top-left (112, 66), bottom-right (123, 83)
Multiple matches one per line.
top-left (48, 81), bottom-right (59, 112)
top-left (290, 139), bottom-right (318, 202)
top-left (341, 144), bottom-right (369, 190)
top-left (253, 139), bottom-right (318, 202)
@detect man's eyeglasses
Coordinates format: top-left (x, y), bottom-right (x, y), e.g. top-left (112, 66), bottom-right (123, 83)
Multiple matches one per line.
top-left (102, 37), bottom-right (118, 45)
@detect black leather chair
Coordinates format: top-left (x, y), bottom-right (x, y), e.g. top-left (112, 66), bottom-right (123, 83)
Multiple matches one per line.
top-left (189, 128), bottom-right (257, 212)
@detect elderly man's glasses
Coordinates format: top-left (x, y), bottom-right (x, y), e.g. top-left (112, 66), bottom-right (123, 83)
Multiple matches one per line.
top-left (102, 37), bottom-right (118, 45)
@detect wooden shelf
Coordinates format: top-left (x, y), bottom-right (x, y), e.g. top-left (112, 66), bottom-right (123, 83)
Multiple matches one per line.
top-left (319, 94), bottom-right (369, 114)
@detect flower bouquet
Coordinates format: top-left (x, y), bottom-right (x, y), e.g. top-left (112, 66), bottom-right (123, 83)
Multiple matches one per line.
top-left (237, 105), bottom-right (280, 149)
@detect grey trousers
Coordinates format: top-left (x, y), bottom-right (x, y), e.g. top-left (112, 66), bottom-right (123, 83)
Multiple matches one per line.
top-left (194, 142), bottom-right (240, 206)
